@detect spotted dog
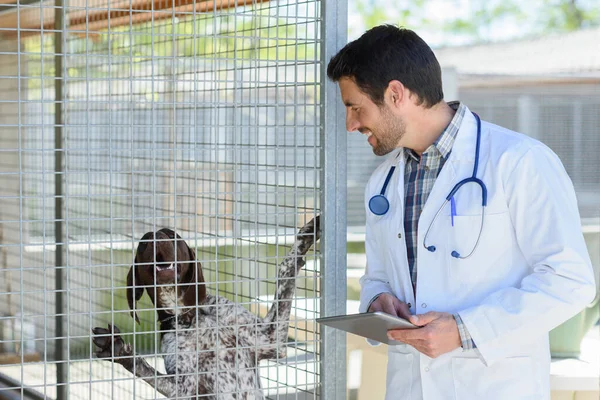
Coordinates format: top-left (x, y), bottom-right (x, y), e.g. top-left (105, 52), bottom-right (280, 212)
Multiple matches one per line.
top-left (92, 216), bottom-right (320, 399)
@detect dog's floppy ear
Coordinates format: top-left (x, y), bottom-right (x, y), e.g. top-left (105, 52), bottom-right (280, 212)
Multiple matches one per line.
top-left (127, 233), bottom-right (154, 325)
top-left (181, 245), bottom-right (207, 308)
top-left (126, 263), bottom-right (144, 324)
top-left (127, 232), bottom-right (154, 324)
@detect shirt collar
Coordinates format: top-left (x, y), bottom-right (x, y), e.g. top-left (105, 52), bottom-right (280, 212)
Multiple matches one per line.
top-left (404, 101), bottom-right (466, 162)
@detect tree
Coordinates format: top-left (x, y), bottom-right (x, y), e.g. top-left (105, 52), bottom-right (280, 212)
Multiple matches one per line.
top-left (538, 0), bottom-right (600, 32)
top-left (351, 0), bottom-right (528, 45)
top-left (350, 0), bottom-right (600, 46)
top-left (350, 0), bottom-right (432, 39)
top-left (440, 1), bottom-right (526, 44)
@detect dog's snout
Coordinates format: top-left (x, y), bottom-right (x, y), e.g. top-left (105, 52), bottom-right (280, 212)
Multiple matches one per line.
top-left (156, 262), bottom-right (174, 271)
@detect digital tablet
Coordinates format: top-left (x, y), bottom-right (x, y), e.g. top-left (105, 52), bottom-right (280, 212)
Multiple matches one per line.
top-left (316, 311), bottom-right (418, 345)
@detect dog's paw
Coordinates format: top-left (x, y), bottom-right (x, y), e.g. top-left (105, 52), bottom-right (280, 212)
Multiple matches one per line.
top-left (92, 324), bottom-right (131, 359)
top-left (298, 215), bottom-right (321, 243)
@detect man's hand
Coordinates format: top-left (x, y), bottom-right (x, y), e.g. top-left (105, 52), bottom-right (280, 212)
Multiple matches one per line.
top-left (368, 293), bottom-right (411, 320)
top-left (387, 311), bottom-right (461, 358)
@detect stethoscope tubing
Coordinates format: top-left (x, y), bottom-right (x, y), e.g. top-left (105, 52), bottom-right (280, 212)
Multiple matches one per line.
top-left (368, 166), bottom-right (396, 216)
top-left (369, 111), bottom-right (487, 260)
top-left (422, 193), bottom-right (486, 259)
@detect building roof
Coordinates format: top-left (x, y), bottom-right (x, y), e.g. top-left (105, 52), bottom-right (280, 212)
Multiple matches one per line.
top-left (433, 27), bottom-right (600, 78)
top-left (0, 0), bottom-right (265, 39)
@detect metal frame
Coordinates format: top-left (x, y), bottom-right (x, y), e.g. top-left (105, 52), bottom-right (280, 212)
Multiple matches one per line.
top-left (320, 0), bottom-right (348, 398)
top-left (0, 1), bottom-right (349, 399)
top-left (53, 2), bottom-right (67, 399)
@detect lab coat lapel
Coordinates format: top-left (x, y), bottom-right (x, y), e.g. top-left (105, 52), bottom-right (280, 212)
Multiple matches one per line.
top-left (418, 110), bottom-right (479, 233)
top-left (395, 150), bottom-right (406, 211)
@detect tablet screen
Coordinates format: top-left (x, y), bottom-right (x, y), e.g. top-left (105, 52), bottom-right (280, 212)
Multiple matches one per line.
top-left (316, 311), bottom-right (417, 345)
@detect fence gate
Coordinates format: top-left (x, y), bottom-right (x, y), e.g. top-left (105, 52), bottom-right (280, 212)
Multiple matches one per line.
top-left (0, 0), bottom-right (347, 398)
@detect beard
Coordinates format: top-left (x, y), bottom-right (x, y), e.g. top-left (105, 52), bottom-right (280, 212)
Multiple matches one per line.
top-left (370, 107), bottom-right (406, 156)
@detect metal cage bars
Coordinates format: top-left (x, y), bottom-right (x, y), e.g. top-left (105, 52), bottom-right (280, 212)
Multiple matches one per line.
top-left (0, 0), bottom-right (348, 398)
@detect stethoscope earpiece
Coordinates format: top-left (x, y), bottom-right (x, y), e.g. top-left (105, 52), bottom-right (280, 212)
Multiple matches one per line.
top-left (451, 251), bottom-right (460, 258)
top-left (426, 246), bottom-right (436, 252)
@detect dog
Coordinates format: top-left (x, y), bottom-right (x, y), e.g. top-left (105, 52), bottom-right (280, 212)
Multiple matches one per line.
top-left (92, 216), bottom-right (320, 399)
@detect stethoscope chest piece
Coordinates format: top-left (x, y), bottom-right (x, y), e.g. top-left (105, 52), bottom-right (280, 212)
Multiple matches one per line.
top-left (369, 195), bottom-right (390, 216)
top-left (368, 112), bottom-right (487, 261)
top-left (368, 165), bottom-right (396, 216)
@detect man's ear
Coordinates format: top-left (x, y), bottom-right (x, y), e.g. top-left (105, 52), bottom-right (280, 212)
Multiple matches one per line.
top-left (181, 245), bottom-right (207, 308)
top-left (126, 262), bottom-right (144, 324)
top-left (386, 80), bottom-right (406, 108)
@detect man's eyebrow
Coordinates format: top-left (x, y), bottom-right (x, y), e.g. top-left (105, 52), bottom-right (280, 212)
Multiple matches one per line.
top-left (344, 101), bottom-right (357, 107)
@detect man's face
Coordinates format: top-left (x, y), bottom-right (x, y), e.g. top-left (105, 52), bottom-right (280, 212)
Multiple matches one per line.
top-left (338, 77), bottom-right (405, 156)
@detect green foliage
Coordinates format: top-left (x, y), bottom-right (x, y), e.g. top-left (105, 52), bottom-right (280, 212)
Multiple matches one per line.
top-left (353, 0), bottom-right (432, 34)
top-left (23, 36), bottom-right (56, 90)
top-left (98, 281), bottom-right (159, 354)
top-left (356, 0), bottom-right (397, 29)
top-left (538, 0), bottom-right (600, 32)
top-left (347, 282), bottom-right (361, 301)
top-left (23, 2), bottom-right (315, 92)
top-left (441, 1), bottom-right (526, 43)
top-left (347, 241), bottom-right (365, 254)
top-left (351, 0), bottom-right (600, 45)
top-left (74, 3), bottom-right (313, 62)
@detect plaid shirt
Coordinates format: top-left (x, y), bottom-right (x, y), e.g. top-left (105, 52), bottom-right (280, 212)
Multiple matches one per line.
top-left (403, 101), bottom-right (476, 350)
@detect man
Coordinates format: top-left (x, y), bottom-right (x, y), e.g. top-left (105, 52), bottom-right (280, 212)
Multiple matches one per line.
top-left (327, 25), bottom-right (596, 400)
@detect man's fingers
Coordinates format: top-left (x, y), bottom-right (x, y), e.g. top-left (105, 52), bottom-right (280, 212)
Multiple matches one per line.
top-left (387, 312), bottom-right (461, 359)
top-left (387, 328), bottom-right (437, 357)
top-left (395, 302), bottom-right (411, 320)
top-left (382, 294), bottom-right (408, 318)
top-left (383, 304), bottom-right (398, 316)
top-left (409, 311), bottom-right (440, 326)
top-left (369, 293), bottom-right (413, 319)
top-left (387, 327), bottom-right (427, 342)
top-left (377, 294), bottom-right (401, 316)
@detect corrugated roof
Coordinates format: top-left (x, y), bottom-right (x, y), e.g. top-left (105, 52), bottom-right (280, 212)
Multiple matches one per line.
top-left (0, 0), bottom-right (266, 38)
top-left (433, 27), bottom-right (600, 77)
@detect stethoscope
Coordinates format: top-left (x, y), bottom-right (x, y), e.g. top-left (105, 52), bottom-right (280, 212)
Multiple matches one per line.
top-left (368, 112), bottom-right (487, 259)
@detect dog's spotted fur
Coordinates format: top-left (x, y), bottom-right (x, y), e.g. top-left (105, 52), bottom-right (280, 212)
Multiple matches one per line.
top-left (92, 216), bottom-right (320, 399)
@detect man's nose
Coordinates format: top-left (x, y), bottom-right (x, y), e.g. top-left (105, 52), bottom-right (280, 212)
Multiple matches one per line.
top-left (346, 113), bottom-right (360, 132)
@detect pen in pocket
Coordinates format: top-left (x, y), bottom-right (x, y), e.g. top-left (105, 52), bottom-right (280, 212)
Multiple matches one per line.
top-left (450, 196), bottom-right (456, 226)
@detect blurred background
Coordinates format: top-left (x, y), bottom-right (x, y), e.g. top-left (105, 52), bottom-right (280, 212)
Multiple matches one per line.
top-left (0, 0), bottom-right (598, 399)
top-left (346, 0), bottom-right (600, 228)
top-left (343, 1), bottom-right (600, 399)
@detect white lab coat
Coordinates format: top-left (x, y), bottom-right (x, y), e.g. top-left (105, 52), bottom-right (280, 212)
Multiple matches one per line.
top-left (359, 108), bottom-right (596, 400)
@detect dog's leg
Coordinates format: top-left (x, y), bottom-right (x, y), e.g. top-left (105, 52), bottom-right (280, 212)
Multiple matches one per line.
top-left (92, 324), bottom-right (177, 397)
top-left (258, 215), bottom-right (320, 359)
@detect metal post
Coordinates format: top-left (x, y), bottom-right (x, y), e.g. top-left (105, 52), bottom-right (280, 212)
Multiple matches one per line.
top-left (320, 0), bottom-right (348, 398)
top-left (517, 95), bottom-right (539, 140)
top-left (572, 101), bottom-right (582, 185)
top-left (54, 1), bottom-right (67, 399)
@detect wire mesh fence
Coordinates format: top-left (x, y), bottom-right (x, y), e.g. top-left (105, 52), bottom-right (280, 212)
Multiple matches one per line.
top-left (0, 1), bottom-right (336, 399)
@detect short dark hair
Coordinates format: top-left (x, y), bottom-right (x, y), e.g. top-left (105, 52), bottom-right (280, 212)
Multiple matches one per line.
top-left (327, 25), bottom-right (443, 108)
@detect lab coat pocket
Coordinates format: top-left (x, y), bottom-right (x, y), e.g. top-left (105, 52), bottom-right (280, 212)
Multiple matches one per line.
top-left (445, 214), bottom-right (484, 259)
top-left (451, 356), bottom-right (540, 400)
top-left (385, 351), bottom-right (413, 400)
top-left (446, 212), bottom-right (513, 284)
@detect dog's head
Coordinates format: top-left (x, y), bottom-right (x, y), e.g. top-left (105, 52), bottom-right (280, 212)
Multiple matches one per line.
top-left (126, 228), bottom-right (206, 323)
